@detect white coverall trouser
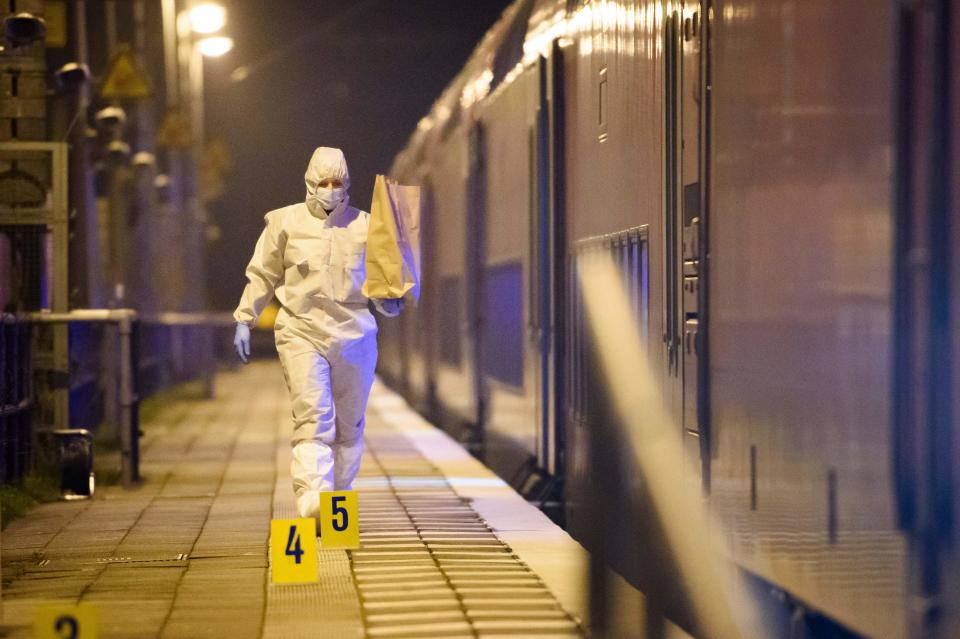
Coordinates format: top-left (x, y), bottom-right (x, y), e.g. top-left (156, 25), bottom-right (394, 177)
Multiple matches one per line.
top-left (274, 307), bottom-right (377, 520)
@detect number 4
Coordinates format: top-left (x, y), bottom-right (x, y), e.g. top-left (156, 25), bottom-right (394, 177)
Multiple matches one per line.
top-left (285, 525), bottom-right (304, 564)
top-left (332, 495), bottom-right (348, 532)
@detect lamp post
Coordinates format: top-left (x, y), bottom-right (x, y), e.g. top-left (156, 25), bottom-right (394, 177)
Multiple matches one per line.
top-left (177, 2), bottom-right (232, 395)
top-left (162, 2), bottom-right (232, 316)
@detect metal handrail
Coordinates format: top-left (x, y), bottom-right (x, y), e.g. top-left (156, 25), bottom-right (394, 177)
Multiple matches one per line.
top-left (15, 309), bottom-right (236, 488)
top-left (140, 311), bottom-right (236, 398)
top-left (140, 311), bottom-right (236, 326)
top-left (23, 309), bottom-right (140, 486)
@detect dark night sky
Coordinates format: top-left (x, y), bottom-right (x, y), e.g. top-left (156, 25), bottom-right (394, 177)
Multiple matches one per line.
top-left (204, 0), bottom-right (513, 310)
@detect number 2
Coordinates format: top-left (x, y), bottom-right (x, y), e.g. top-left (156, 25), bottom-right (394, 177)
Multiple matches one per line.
top-left (285, 525), bottom-right (304, 564)
top-left (332, 496), bottom-right (348, 532)
top-left (55, 615), bottom-right (79, 639)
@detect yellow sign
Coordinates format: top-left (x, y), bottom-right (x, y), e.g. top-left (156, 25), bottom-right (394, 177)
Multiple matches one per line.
top-left (45, 1), bottom-right (67, 48)
top-left (157, 110), bottom-right (193, 149)
top-left (34, 603), bottom-right (99, 639)
top-left (270, 518), bottom-right (318, 584)
top-left (319, 490), bottom-right (360, 549)
top-left (200, 139), bottom-right (233, 202)
top-left (101, 46), bottom-right (151, 99)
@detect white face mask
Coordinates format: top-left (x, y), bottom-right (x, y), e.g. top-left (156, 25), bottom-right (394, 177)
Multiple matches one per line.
top-left (314, 186), bottom-right (345, 212)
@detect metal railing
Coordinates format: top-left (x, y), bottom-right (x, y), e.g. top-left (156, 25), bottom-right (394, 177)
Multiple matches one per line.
top-left (140, 312), bottom-right (237, 400)
top-left (6, 310), bottom-right (237, 489)
top-left (25, 309), bottom-right (140, 486)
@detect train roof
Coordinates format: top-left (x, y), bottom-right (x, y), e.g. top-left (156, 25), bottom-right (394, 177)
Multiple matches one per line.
top-left (390, 0), bottom-right (568, 179)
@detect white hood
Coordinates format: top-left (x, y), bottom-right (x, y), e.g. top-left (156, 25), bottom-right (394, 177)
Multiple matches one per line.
top-left (304, 146), bottom-right (351, 217)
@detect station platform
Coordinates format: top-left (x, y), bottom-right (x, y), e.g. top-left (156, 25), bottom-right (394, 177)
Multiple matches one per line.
top-left (0, 362), bottom-right (587, 638)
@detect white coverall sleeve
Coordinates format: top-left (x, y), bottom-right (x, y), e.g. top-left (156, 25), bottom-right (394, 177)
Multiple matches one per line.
top-left (233, 213), bottom-right (285, 326)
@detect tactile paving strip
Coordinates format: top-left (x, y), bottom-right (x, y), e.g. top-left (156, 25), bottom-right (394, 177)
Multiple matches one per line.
top-left (353, 416), bottom-right (585, 639)
top-left (263, 399), bottom-right (584, 639)
top-left (263, 438), bottom-right (364, 639)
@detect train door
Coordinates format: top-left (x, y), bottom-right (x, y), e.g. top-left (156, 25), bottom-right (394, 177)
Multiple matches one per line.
top-left (531, 42), bottom-right (566, 478)
top-left (421, 178), bottom-right (439, 414)
top-left (414, 176), bottom-right (438, 414)
top-left (466, 124), bottom-right (488, 443)
top-left (893, 1), bottom-right (957, 637)
top-left (664, 0), bottom-right (711, 488)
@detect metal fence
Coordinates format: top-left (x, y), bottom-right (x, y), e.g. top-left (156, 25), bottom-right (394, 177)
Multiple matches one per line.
top-left (0, 314), bottom-right (33, 484)
top-left (1, 311), bottom-right (236, 488)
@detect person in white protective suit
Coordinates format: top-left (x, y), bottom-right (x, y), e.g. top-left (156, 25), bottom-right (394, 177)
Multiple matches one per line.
top-left (232, 147), bottom-right (403, 522)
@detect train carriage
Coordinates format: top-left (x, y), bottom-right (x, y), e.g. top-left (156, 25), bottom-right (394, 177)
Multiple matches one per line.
top-left (381, 1), bottom-right (960, 637)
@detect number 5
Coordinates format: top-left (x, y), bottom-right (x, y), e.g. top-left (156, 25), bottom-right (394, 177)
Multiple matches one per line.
top-left (332, 495), bottom-right (348, 531)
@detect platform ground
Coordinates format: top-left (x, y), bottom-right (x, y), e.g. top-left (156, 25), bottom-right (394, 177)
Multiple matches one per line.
top-left (0, 361), bottom-right (589, 638)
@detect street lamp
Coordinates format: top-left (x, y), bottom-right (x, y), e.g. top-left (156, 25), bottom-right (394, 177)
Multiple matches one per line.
top-left (197, 35), bottom-right (233, 57)
top-left (188, 3), bottom-right (226, 34)
top-left (157, 0), bottom-right (234, 318)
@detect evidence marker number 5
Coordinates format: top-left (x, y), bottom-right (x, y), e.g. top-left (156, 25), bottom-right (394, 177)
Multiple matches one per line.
top-left (320, 490), bottom-right (360, 548)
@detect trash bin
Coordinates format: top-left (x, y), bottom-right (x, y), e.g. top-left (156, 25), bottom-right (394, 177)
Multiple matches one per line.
top-left (52, 429), bottom-right (94, 500)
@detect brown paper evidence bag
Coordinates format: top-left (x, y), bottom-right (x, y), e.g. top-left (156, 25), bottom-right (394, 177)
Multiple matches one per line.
top-left (362, 174), bottom-right (422, 301)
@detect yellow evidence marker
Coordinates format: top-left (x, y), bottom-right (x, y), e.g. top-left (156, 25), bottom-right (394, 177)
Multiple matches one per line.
top-left (34, 602), bottom-right (99, 639)
top-left (319, 490), bottom-right (360, 549)
top-left (270, 518), bottom-right (318, 584)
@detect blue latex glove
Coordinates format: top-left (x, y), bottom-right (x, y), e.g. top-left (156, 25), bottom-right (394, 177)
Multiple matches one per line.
top-left (234, 323), bottom-right (251, 364)
top-left (373, 298), bottom-right (405, 317)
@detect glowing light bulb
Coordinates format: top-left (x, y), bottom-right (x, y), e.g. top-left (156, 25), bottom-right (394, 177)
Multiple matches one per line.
top-left (198, 36), bottom-right (233, 57)
top-left (189, 4), bottom-right (226, 34)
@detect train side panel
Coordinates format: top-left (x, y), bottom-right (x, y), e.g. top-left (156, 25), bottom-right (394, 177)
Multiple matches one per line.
top-left (562, 0), bottom-right (666, 411)
top-left (398, 177), bottom-right (437, 413)
top-left (476, 69), bottom-right (540, 478)
top-left (950, 11), bottom-right (960, 628)
top-left (562, 0), bottom-right (677, 597)
top-left (708, 1), bottom-right (905, 637)
top-left (429, 135), bottom-right (483, 438)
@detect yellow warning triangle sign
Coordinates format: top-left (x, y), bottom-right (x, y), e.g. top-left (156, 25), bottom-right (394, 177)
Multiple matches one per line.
top-left (101, 46), bottom-right (151, 99)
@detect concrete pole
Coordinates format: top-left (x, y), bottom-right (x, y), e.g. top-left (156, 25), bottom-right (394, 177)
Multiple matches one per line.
top-left (104, 1), bottom-right (117, 53)
top-left (161, 0), bottom-right (179, 108)
top-left (101, 0), bottom-right (128, 306)
top-left (132, 0), bottom-right (160, 314)
top-left (118, 314), bottom-right (138, 485)
top-left (189, 47), bottom-right (216, 396)
top-left (157, 0), bottom-right (189, 318)
top-left (188, 44), bottom-right (208, 314)
top-left (100, 0), bottom-right (123, 439)
top-left (71, 1), bottom-right (105, 308)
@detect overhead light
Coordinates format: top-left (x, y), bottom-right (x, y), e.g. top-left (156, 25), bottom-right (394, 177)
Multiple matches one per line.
top-left (94, 106), bottom-right (127, 129)
top-left (106, 140), bottom-right (132, 163)
top-left (132, 152), bottom-right (156, 168)
top-left (54, 62), bottom-right (92, 90)
top-left (198, 35), bottom-right (233, 57)
top-left (229, 65), bottom-right (249, 82)
top-left (188, 3), bottom-right (226, 34)
top-left (3, 12), bottom-right (47, 46)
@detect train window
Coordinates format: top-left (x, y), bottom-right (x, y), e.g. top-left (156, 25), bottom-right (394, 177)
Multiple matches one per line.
top-left (482, 261), bottom-right (524, 388)
top-left (439, 276), bottom-right (463, 366)
top-left (490, 0), bottom-right (536, 94)
top-left (568, 226), bottom-right (649, 426)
